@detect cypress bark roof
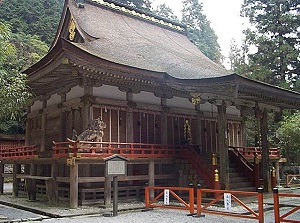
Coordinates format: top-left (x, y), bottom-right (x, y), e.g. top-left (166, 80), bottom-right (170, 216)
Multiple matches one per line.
top-left (64, 0), bottom-right (230, 79)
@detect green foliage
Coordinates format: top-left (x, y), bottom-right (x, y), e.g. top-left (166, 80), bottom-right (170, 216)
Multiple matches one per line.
top-left (181, 0), bottom-right (222, 63)
top-left (241, 0), bottom-right (300, 90)
top-left (0, 22), bottom-right (32, 124)
top-left (0, 0), bottom-right (63, 44)
top-left (277, 112), bottom-right (300, 165)
top-left (154, 3), bottom-right (179, 22)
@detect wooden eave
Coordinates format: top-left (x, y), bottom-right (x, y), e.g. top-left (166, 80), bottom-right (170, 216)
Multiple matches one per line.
top-left (165, 74), bottom-right (300, 109)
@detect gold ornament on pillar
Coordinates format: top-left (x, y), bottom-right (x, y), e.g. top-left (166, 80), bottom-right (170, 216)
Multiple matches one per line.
top-left (190, 93), bottom-right (201, 105)
top-left (183, 120), bottom-right (191, 144)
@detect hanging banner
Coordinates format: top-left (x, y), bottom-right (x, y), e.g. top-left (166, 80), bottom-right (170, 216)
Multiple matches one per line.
top-left (164, 189), bottom-right (170, 205)
top-left (224, 193), bottom-right (232, 210)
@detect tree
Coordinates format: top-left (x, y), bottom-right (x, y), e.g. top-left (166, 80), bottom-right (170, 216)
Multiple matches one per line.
top-left (0, 22), bottom-right (32, 121)
top-left (181, 0), bottom-right (222, 63)
top-left (277, 112), bottom-right (300, 165)
top-left (241, 0), bottom-right (300, 90)
top-left (228, 39), bottom-right (250, 75)
top-left (154, 3), bottom-right (179, 22)
top-left (0, 0), bottom-right (63, 45)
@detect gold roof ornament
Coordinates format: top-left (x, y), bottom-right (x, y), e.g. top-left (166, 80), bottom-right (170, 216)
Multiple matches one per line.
top-left (191, 92), bottom-right (201, 105)
top-left (68, 17), bottom-right (76, 41)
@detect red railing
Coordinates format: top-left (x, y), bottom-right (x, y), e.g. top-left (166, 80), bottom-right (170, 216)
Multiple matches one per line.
top-left (196, 187), bottom-right (264, 222)
top-left (231, 146), bottom-right (280, 159)
top-left (273, 188), bottom-right (300, 223)
top-left (180, 148), bottom-right (214, 188)
top-left (52, 141), bottom-right (189, 159)
top-left (285, 174), bottom-right (300, 188)
top-left (145, 185), bottom-right (195, 215)
top-left (0, 145), bottom-right (37, 160)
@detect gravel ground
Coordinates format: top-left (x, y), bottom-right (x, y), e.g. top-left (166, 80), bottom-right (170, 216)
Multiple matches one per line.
top-left (0, 184), bottom-right (299, 223)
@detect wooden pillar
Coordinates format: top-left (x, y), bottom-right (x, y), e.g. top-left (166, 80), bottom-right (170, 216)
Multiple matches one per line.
top-left (260, 109), bottom-right (271, 192)
top-left (217, 101), bottom-right (229, 189)
top-left (13, 163), bottom-right (21, 197)
top-left (40, 99), bottom-right (48, 152)
top-left (104, 175), bottom-right (112, 207)
top-left (50, 161), bottom-right (58, 204)
top-left (25, 106), bottom-right (31, 145)
top-left (27, 163), bottom-right (36, 201)
top-left (59, 93), bottom-right (67, 142)
top-left (195, 104), bottom-right (202, 146)
top-left (126, 91), bottom-right (134, 142)
top-left (0, 163), bottom-right (3, 194)
top-left (70, 161), bottom-right (78, 208)
top-left (161, 97), bottom-right (168, 144)
top-left (148, 159), bottom-right (155, 199)
top-left (275, 160), bottom-right (280, 187)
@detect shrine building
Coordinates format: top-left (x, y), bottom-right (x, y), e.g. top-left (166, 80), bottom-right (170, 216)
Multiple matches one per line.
top-left (1, 0), bottom-right (300, 208)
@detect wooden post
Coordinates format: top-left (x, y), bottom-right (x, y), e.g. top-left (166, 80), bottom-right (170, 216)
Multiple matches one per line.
top-left (217, 101), bottom-right (229, 189)
top-left (126, 91), bottom-right (134, 142)
top-left (0, 162), bottom-right (3, 194)
top-left (260, 109), bottom-right (271, 192)
top-left (12, 163), bottom-right (20, 197)
top-left (104, 175), bottom-right (112, 207)
top-left (27, 163), bottom-right (36, 201)
top-left (254, 153), bottom-right (260, 188)
top-left (148, 159), bottom-right (155, 199)
top-left (51, 161), bottom-right (58, 204)
top-left (69, 160), bottom-right (78, 208)
top-left (195, 108), bottom-right (202, 147)
top-left (112, 176), bottom-right (118, 216)
top-left (161, 105), bottom-right (168, 144)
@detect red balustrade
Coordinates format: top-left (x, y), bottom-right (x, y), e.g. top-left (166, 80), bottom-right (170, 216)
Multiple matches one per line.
top-left (231, 146), bottom-right (280, 159)
top-left (52, 141), bottom-right (189, 159)
top-left (0, 145), bottom-right (37, 160)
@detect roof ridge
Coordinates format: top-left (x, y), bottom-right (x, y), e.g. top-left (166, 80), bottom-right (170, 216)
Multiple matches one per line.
top-left (86, 0), bottom-right (186, 32)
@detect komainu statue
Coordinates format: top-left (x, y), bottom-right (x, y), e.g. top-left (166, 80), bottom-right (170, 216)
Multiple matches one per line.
top-left (71, 118), bottom-right (107, 143)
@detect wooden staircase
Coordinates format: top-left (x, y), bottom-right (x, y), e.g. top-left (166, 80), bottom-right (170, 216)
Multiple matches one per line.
top-left (229, 159), bottom-right (256, 191)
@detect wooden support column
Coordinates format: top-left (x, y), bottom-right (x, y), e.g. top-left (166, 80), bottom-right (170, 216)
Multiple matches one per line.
top-left (126, 91), bottom-right (134, 142)
top-left (217, 101), bottom-right (229, 189)
top-left (104, 175), bottom-right (112, 207)
top-left (13, 163), bottom-right (21, 197)
top-left (70, 161), bottom-right (78, 208)
top-left (27, 163), bottom-right (36, 201)
top-left (0, 163), bottom-right (3, 194)
top-left (148, 159), bottom-right (155, 199)
top-left (25, 106), bottom-right (31, 145)
top-left (40, 99), bottom-right (48, 152)
top-left (260, 109), bottom-right (271, 192)
top-left (161, 97), bottom-right (168, 144)
top-left (195, 104), bottom-right (202, 146)
top-left (50, 161), bottom-right (58, 204)
top-left (59, 93), bottom-right (67, 142)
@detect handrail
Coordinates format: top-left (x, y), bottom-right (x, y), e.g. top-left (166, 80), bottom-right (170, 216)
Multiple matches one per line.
top-left (230, 146), bottom-right (280, 159)
top-left (180, 148), bottom-right (214, 188)
top-left (228, 146), bottom-right (254, 171)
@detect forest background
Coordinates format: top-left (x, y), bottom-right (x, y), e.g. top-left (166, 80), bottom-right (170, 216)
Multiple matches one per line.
top-left (0, 0), bottom-right (299, 164)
